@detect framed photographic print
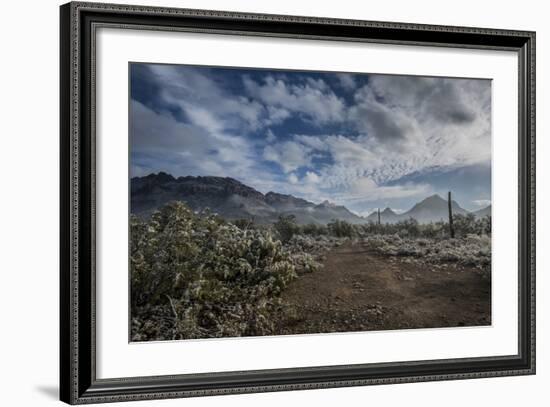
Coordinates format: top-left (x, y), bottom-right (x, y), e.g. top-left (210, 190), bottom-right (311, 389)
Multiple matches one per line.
top-left (60, 1), bottom-right (536, 404)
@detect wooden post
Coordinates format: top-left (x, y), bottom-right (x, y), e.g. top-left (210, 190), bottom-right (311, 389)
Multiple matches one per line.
top-left (448, 191), bottom-right (455, 238)
top-left (377, 208), bottom-right (381, 225)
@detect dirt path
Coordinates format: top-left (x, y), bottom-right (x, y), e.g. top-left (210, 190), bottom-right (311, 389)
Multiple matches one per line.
top-left (275, 241), bottom-right (491, 334)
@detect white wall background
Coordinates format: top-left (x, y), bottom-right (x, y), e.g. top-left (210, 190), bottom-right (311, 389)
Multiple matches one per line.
top-left (0, 0), bottom-right (546, 405)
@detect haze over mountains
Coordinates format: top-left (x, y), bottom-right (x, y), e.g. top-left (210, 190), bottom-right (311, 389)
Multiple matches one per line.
top-left (366, 194), bottom-right (469, 224)
top-left (131, 172), bottom-right (491, 225)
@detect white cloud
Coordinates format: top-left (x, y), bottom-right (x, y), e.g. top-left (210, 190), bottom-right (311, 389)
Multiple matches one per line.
top-left (349, 86), bottom-right (422, 148)
top-left (336, 73), bottom-right (357, 90)
top-left (263, 141), bottom-right (314, 173)
top-left (141, 67), bottom-right (491, 192)
top-left (183, 105), bottom-right (224, 134)
top-left (132, 66), bottom-right (491, 213)
top-left (304, 171), bottom-right (321, 184)
top-left (287, 173), bottom-right (299, 184)
top-left (148, 65), bottom-right (266, 134)
top-left (130, 100), bottom-right (256, 179)
top-left (293, 134), bottom-right (327, 150)
top-left (348, 177), bottom-right (432, 200)
top-left (350, 76), bottom-right (491, 169)
top-left (266, 106), bottom-right (291, 125)
top-left (284, 75), bottom-right (493, 198)
top-left (324, 135), bottom-right (381, 166)
top-left (131, 99), bottom-right (209, 152)
top-left (243, 75), bottom-right (346, 124)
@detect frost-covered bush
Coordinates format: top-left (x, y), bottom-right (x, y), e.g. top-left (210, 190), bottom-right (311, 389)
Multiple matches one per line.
top-left (283, 234), bottom-right (349, 274)
top-left (453, 214), bottom-right (491, 237)
top-left (394, 218), bottom-right (421, 238)
top-left (363, 233), bottom-right (491, 272)
top-left (286, 234), bottom-right (345, 255)
top-left (357, 216), bottom-right (489, 239)
top-left (327, 219), bottom-right (356, 238)
top-left (301, 223), bottom-right (328, 236)
top-left (361, 221), bottom-right (385, 236)
top-left (418, 222), bottom-right (447, 239)
top-left (232, 218), bottom-right (256, 230)
top-left (131, 202), bottom-right (297, 341)
top-left (290, 252), bottom-right (322, 274)
top-left (273, 214), bottom-right (300, 243)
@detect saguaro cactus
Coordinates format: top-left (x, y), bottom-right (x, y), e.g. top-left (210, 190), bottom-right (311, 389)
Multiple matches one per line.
top-left (448, 191), bottom-right (455, 238)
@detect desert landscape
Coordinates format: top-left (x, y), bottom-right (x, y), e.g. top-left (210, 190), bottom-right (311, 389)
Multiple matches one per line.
top-left (129, 63), bottom-right (492, 342)
top-left (130, 173), bottom-right (491, 341)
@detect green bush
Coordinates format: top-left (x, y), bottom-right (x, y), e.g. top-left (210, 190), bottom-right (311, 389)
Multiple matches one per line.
top-left (420, 222), bottom-right (447, 239)
top-left (301, 223), bottom-right (328, 236)
top-left (131, 202), bottom-right (297, 341)
top-left (273, 214), bottom-right (300, 243)
top-left (453, 214), bottom-right (491, 237)
top-left (394, 218), bottom-right (420, 238)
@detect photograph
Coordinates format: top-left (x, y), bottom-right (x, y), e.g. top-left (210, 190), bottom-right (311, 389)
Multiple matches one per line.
top-left (129, 63), bottom-right (492, 342)
top-left (55, 2), bottom-right (536, 403)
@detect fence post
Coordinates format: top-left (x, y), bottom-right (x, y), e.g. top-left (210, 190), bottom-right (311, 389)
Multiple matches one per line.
top-left (448, 191), bottom-right (455, 238)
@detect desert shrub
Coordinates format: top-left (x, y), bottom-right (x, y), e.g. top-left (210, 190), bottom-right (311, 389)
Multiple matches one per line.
top-left (363, 233), bottom-right (491, 272)
top-left (131, 202), bottom-right (297, 341)
top-left (357, 215), bottom-right (489, 239)
top-left (479, 215), bottom-right (491, 235)
top-left (360, 218), bottom-right (423, 238)
top-left (452, 214), bottom-right (492, 237)
top-left (327, 219), bottom-right (356, 238)
top-left (282, 233), bottom-right (351, 274)
top-left (290, 252), bottom-right (322, 274)
top-left (394, 218), bottom-right (420, 238)
top-left (301, 223), bottom-right (328, 236)
top-left (420, 222), bottom-right (447, 239)
top-left (360, 221), bottom-right (387, 236)
top-left (396, 244), bottom-right (423, 257)
top-left (286, 234), bottom-right (342, 255)
top-left (232, 218), bottom-right (256, 230)
top-left (273, 214), bottom-right (300, 243)
top-left (452, 213), bottom-right (476, 237)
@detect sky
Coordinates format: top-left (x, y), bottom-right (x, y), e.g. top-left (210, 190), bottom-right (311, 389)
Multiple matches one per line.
top-left (130, 63), bottom-right (492, 215)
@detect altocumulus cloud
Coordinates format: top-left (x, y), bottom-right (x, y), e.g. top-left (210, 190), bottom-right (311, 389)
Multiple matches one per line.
top-left (130, 63), bottom-right (491, 213)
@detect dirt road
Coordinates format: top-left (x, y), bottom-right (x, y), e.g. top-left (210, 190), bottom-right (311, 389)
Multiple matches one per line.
top-left (276, 241), bottom-right (491, 334)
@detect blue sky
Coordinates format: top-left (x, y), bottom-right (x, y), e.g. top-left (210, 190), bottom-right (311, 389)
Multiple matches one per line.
top-left (130, 63), bottom-right (491, 214)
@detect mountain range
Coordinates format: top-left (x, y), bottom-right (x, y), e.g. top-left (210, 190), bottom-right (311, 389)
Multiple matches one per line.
top-left (131, 172), bottom-right (491, 225)
top-left (365, 194), bottom-right (471, 224)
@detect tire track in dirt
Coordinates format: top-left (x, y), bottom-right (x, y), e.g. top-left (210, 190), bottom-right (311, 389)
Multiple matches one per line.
top-left (276, 241), bottom-right (491, 335)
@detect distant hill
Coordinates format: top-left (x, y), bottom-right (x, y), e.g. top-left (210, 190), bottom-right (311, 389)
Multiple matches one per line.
top-left (473, 204), bottom-right (492, 218)
top-left (366, 207), bottom-right (400, 224)
top-left (366, 194), bottom-right (475, 224)
top-left (366, 196), bottom-right (492, 224)
top-left (131, 172), bottom-right (491, 225)
top-left (400, 194), bottom-right (469, 223)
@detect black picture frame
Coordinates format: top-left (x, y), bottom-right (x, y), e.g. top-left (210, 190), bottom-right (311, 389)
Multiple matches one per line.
top-left (60, 2), bottom-right (536, 404)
